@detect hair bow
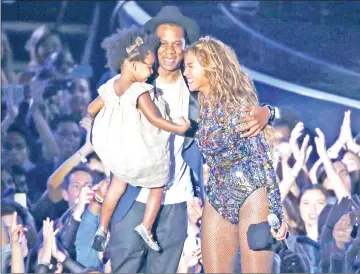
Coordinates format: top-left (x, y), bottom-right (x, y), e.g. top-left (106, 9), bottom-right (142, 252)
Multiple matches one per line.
top-left (126, 36), bottom-right (144, 54)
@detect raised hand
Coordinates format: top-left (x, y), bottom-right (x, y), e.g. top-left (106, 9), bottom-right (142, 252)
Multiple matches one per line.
top-left (10, 212), bottom-right (27, 274)
top-left (51, 236), bottom-right (66, 263)
top-left (10, 212), bottom-right (27, 244)
top-left (28, 80), bottom-right (48, 104)
top-left (5, 86), bottom-right (19, 120)
top-left (38, 218), bottom-right (59, 264)
top-left (290, 135), bottom-right (312, 176)
top-left (338, 110), bottom-right (353, 146)
top-left (289, 122), bottom-right (304, 160)
top-left (45, 98), bottom-right (61, 122)
top-left (73, 186), bottom-right (95, 220)
top-left (314, 128), bottom-right (328, 159)
top-left (333, 213), bottom-right (353, 250)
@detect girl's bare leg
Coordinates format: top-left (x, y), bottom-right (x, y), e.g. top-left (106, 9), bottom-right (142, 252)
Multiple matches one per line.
top-left (142, 186), bottom-right (164, 233)
top-left (93, 176), bottom-right (127, 252)
top-left (99, 176), bottom-right (128, 230)
top-left (134, 186), bottom-right (164, 251)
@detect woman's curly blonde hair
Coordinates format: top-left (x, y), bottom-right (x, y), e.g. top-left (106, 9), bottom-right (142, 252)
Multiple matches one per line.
top-left (185, 36), bottom-right (279, 149)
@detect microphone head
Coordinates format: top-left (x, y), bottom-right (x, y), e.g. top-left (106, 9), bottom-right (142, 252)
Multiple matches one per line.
top-left (267, 213), bottom-right (281, 230)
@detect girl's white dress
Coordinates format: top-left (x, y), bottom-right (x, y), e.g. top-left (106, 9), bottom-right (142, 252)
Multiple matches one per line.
top-left (91, 75), bottom-right (170, 188)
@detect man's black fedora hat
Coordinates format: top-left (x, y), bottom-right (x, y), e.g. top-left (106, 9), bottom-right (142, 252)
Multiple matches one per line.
top-left (144, 6), bottom-right (200, 44)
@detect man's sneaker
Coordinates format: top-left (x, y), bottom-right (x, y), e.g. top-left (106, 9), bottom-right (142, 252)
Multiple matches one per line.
top-left (134, 224), bottom-right (161, 252)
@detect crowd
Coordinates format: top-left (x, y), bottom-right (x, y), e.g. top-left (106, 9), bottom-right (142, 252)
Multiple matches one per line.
top-left (2, 4), bottom-right (360, 274)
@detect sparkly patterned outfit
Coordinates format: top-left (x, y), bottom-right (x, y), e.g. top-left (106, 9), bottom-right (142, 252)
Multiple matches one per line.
top-left (196, 105), bottom-right (284, 224)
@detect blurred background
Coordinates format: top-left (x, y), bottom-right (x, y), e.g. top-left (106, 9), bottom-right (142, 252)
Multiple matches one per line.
top-left (2, 1), bottom-right (360, 143)
top-left (1, 1), bottom-right (360, 273)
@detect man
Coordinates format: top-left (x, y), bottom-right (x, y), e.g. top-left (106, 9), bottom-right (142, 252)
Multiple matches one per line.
top-left (31, 164), bottom-right (94, 229)
top-left (107, 6), bottom-right (276, 273)
top-left (26, 115), bottom-right (83, 203)
top-left (28, 165), bottom-right (97, 272)
top-left (69, 78), bottom-right (92, 122)
top-left (60, 165), bottom-right (94, 208)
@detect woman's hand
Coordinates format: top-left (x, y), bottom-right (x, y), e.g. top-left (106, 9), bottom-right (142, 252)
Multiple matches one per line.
top-left (38, 218), bottom-right (59, 264)
top-left (289, 122), bottom-right (304, 160)
top-left (338, 110), bottom-right (353, 146)
top-left (314, 128), bottom-right (328, 159)
top-left (333, 214), bottom-right (353, 250)
top-left (271, 222), bottom-right (288, 241)
top-left (290, 135), bottom-right (312, 176)
top-left (51, 237), bottom-right (66, 263)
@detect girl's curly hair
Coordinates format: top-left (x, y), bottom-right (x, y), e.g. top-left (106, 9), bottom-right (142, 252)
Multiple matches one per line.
top-left (101, 26), bottom-right (159, 71)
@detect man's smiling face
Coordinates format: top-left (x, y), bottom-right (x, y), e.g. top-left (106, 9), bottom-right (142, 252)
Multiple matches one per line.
top-left (156, 24), bottom-right (186, 73)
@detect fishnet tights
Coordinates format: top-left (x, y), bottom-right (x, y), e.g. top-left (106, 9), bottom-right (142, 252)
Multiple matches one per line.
top-left (201, 187), bottom-right (274, 273)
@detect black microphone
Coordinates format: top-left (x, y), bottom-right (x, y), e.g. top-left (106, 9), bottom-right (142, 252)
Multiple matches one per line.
top-left (267, 213), bottom-right (289, 250)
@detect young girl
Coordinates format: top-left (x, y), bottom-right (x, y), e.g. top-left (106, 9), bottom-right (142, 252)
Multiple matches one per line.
top-left (87, 27), bottom-right (190, 252)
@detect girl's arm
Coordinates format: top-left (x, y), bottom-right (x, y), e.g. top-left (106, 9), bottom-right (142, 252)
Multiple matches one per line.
top-left (137, 92), bottom-right (190, 134)
top-left (87, 96), bottom-right (105, 118)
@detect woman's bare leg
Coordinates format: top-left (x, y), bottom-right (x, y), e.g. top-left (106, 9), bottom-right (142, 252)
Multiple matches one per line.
top-left (201, 199), bottom-right (239, 273)
top-left (238, 187), bottom-right (273, 273)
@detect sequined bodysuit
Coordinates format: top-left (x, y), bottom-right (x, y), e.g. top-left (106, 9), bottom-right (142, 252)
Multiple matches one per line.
top-left (195, 105), bottom-right (284, 224)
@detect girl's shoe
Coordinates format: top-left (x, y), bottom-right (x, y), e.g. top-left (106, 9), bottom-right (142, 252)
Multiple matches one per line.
top-left (134, 223), bottom-right (161, 252)
top-left (92, 227), bottom-right (108, 252)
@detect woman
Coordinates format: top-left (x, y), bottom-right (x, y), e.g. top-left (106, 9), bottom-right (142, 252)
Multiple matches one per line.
top-left (183, 36), bottom-right (287, 273)
top-left (296, 184), bottom-right (327, 241)
top-left (2, 125), bottom-right (36, 173)
top-left (341, 150), bottom-right (360, 194)
top-left (284, 184), bottom-right (327, 270)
